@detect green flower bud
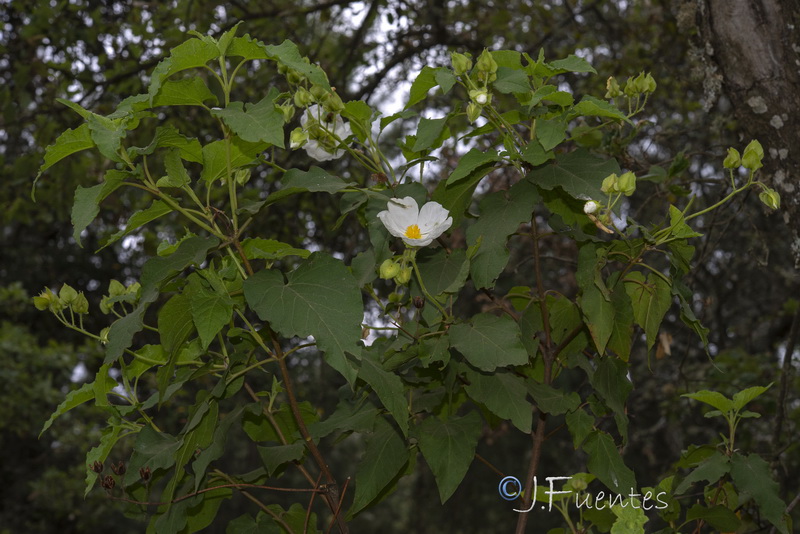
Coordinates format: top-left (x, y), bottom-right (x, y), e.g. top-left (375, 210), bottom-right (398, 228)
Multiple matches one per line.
top-left (286, 68), bottom-right (304, 85)
top-left (108, 279), bottom-right (125, 298)
top-left (450, 52), bottom-right (472, 75)
top-left (618, 171), bottom-right (637, 196)
top-left (290, 127), bottom-right (309, 149)
top-left (33, 289), bottom-right (56, 311)
top-left (623, 77), bottom-right (638, 97)
top-left (279, 102), bottom-right (295, 123)
top-left (310, 85), bottom-right (329, 102)
top-left (644, 73), bottom-right (657, 93)
top-left (395, 267), bottom-right (412, 285)
top-left (723, 147), bottom-right (741, 169)
top-left (469, 88), bottom-right (491, 106)
top-left (379, 259), bottom-right (401, 280)
top-left (601, 173), bottom-right (619, 194)
top-left (99, 327), bottom-right (110, 345)
top-left (59, 283), bottom-right (78, 305)
top-left (742, 139), bottom-right (764, 170)
top-left (293, 87), bottom-right (314, 108)
top-left (633, 72), bottom-right (649, 94)
top-left (73, 292), bottom-right (89, 314)
top-left (276, 62), bottom-right (289, 75)
top-left (388, 292), bottom-right (402, 304)
top-left (476, 49), bottom-right (498, 74)
top-left (234, 169), bottom-right (251, 186)
top-left (323, 90), bottom-right (344, 112)
top-left (466, 102), bottom-right (482, 123)
top-left (100, 296), bottom-right (112, 315)
top-left (605, 77), bottom-right (622, 99)
top-left (759, 187), bottom-right (780, 210)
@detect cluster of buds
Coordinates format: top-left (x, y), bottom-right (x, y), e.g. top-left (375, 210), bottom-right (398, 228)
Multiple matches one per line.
top-left (458, 49), bottom-right (498, 124)
top-left (33, 283), bottom-right (89, 315)
top-left (99, 279), bottom-right (140, 314)
top-left (605, 72), bottom-right (656, 99)
top-left (583, 200), bottom-right (614, 234)
top-left (379, 258), bottom-right (412, 285)
top-left (724, 139), bottom-right (764, 171)
top-left (601, 171), bottom-right (637, 197)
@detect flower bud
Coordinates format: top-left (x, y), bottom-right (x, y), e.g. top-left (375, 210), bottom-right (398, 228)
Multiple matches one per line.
top-left (742, 139), bottom-right (764, 170)
top-left (99, 296), bottom-right (111, 315)
top-left (108, 280), bottom-right (125, 298)
top-left (605, 77), bottom-right (622, 99)
top-left (72, 292), bottom-right (89, 314)
top-left (601, 173), bottom-right (619, 194)
top-left (234, 169), bottom-right (251, 186)
top-left (379, 259), bottom-right (401, 280)
top-left (99, 327), bottom-right (110, 345)
top-left (759, 187), bottom-right (780, 210)
top-left (469, 88), bottom-right (490, 106)
top-left (450, 52), bottom-right (472, 75)
top-left (723, 147), bottom-right (741, 169)
top-left (643, 73), bottom-right (657, 93)
top-left (310, 85), bottom-right (329, 102)
top-left (276, 62), bottom-right (289, 75)
top-left (618, 171), bottom-right (637, 196)
top-left (126, 282), bottom-right (140, 296)
top-left (395, 267), bottom-right (412, 285)
top-left (633, 72), bottom-right (649, 94)
top-left (139, 466), bottom-right (151, 481)
top-left (623, 77), bottom-right (638, 97)
top-left (476, 49), bottom-right (498, 74)
top-left (279, 102), bottom-right (295, 123)
top-left (286, 68), bottom-right (304, 85)
top-left (293, 87), bottom-right (313, 108)
top-left (110, 461), bottom-right (126, 475)
top-left (323, 90), bottom-right (344, 113)
top-left (59, 283), bottom-right (78, 306)
top-left (583, 200), bottom-right (600, 214)
top-left (33, 289), bottom-right (55, 311)
top-left (466, 102), bottom-right (482, 123)
top-left (290, 127), bottom-right (309, 149)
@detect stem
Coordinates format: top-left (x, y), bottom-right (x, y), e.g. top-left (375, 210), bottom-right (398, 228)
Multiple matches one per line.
top-left (410, 254), bottom-right (450, 320)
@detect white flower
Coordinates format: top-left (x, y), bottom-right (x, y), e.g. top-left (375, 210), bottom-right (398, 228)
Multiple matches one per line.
top-left (583, 200), bottom-right (600, 214)
top-left (299, 104), bottom-right (352, 161)
top-left (377, 196), bottom-right (453, 247)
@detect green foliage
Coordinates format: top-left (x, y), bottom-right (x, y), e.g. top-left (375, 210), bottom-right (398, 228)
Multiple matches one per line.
top-left (30, 23), bottom-right (789, 534)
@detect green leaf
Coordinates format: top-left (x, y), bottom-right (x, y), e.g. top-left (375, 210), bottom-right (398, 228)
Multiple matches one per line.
top-left (147, 38), bottom-right (221, 104)
top-left (182, 488), bottom-right (231, 534)
top-left (152, 78), bottom-right (218, 107)
top-left (187, 272), bottom-right (234, 350)
top-left (571, 95), bottom-right (630, 123)
top-left (674, 451), bottom-right (730, 494)
top-left (159, 294), bottom-right (195, 356)
top-left (730, 453), bottom-right (788, 533)
top-left (682, 389), bottom-right (734, 414)
top-left (124, 426), bottom-right (183, 485)
top-left (493, 66), bottom-right (530, 93)
top-left (350, 418), bottom-right (409, 515)
top-left (566, 408), bottom-right (594, 448)
top-left (157, 149), bottom-right (191, 189)
top-left (520, 140), bottom-right (553, 167)
top-left (464, 368), bottom-right (532, 432)
top-left (264, 166), bottom-right (355, 206)
top-left (579, 284), bottom-right (614, 354)
top-left (528, 148), bottom-right (621, 201)
top-left (71, 169), bottom-right (127, 246)
top-left (434, 68), bottom-right (457, 94)
top-left (732, 384), bottom-right (772, 411)
top-left (416, 248), bottom-right (469, 295)
top-left (606, 280), bottom-right (634, 361)
top-left (449, 313), bottom-right (529, 371)
top-left (86, 113), bottom-right (127, 163)
top-left (257, 443), bottom-right (305, 476)
top-left (193, 405), bottom-right (245, 491)
top-left (446, 149), bottom-right (502, 186)
top-left (527, 382), bottom-right (580, 416)
top-left (415, 411), bottom-right (481, 502)
top-left (308, 399), bottom-right (379, 440)
top-left (686, 504), bottom-right (741, 532)
top-left (40, 368), bottom-right (116, 437)
top-left (432, 162), bottom-right (491, 226)
top-left (101, 200), bottom-right (172, 248)
top-left (264, 40), bottom-right (330, 90)
top-left (412, 116), bottom-right (447, 152)
top-left (624, 271), bottom-right (672, 352)
top-left (583, 431), bottom-right (636, 495)
top-left (667, 205), bottom-right (702, 239)
top-left (241, 238), bottom-right (310, 260)
top-left (550, 55), bottom-right (597, 73)
top-left (242, 402), bottom-right (318, 443)
top-left (162, 399), bottom-right (218, 504)
top-left (536, 119), bottom-right (567, 151)
top-left (129, 125), bottom-right (203, 163)
top-left (210, 89), bottom-right (285, 147)
top-left (358, 352), bottom-right (409, 436)
top-left (244, 253), bottom-right (363, 383)
top-left (226, 34), bottom-right (270, 61)
top-left (406, 66), bottom-right (438, 108)
top-left (35, 123), bottom-right (95, 192)
top-left (200, 138), bottom-right (265, 185)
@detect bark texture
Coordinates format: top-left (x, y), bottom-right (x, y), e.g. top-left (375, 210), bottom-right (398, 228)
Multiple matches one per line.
top-left (695, 0), bottom-right (800, 259)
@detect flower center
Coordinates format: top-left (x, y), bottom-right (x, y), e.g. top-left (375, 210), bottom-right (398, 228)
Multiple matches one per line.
top-left (404, 224), bottom-right (422, 239)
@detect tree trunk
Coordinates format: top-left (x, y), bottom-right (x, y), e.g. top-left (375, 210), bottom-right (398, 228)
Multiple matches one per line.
top-left (695, 0), bottom-right (800, 261)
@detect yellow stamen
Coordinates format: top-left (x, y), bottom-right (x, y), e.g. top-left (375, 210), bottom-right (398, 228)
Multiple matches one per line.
top-left (404, 224), bottom-right (422, 239)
